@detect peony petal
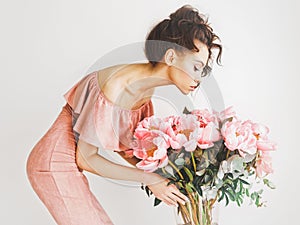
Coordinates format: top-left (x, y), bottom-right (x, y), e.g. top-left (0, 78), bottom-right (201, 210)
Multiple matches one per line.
top-left (133, 148), bottom-right (147, 159)
top-left (153, 147), bottom-right (167, 159)
top-left (198, 142), bottom-right (214, 149)
top-left (183, 140), bottom-right (198, 152)
top-left (136, 159), bottom-right (158, 172)
top-left (158, 155), bottom-right (169, 168)
top-left (257, 139), bottom-right (277, 151)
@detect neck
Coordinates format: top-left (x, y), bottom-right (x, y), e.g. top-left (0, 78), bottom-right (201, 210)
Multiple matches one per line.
top-left (128, 62), bottom-right (172, 93)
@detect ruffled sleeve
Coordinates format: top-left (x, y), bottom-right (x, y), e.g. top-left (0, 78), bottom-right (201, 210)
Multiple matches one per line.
top-left (63, 71), bottom-right (154, 151)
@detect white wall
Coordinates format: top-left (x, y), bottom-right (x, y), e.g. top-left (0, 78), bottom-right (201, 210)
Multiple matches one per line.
top-left (1, 0), bottom-right (299, 224)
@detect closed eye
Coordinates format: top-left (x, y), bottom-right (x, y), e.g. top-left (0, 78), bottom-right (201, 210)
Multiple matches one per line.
top-left (194, 65), bottom-right (202, 72)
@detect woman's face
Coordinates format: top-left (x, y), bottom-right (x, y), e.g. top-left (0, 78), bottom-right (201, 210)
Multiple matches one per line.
top-left (168, 39), bottom-right (209, 95)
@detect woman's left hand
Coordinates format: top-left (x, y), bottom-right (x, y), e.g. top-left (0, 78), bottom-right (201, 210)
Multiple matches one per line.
top-left (146, 173), bottom-right (188, 207)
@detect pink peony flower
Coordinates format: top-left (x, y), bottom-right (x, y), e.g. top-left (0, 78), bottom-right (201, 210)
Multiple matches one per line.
top-left (197, 122), bottom-right (221, 149)
top-left (218, 106), bottom-right (237, 122)
top-left (190, 109), bottom-right (221, 149)
top-left (251, 122), bottom-right (269, 137)
top-left (251, 122), bottom-right (277, 151)
top-left (182, 128), bottom-right (199, 152)
top-left (255, 151), bottom-right (274, 177)
top-left (135, 146), bottom-right (169, 172)
top-left (191, 109), bottom-right (219, 128)
top-left (163, 114), bottom-right (200, 150)
top-left (133, 134), bottom-right (170, 172)
top-left (133, 116), bottom-right (171, 172)
top-left (134, 117), bottom-right (160, 143)
top-left (221, 120), bottom-right (257, 157)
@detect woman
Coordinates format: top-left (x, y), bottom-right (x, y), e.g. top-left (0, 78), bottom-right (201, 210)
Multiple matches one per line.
top-left (26, 5), bottom-right (222, 225)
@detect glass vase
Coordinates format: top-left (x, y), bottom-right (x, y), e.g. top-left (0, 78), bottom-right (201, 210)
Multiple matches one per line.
top-left (174, 192), bottom-right (217, 225)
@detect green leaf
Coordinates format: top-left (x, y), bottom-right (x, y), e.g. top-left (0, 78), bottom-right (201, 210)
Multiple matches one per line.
top-left (154, 198), bottom-right (162, 207)
top-left (186, 182), bottom-right (195, 193)
top-left (177, 182), bottom-right (184, 189)
top-left (263, 178), bottom-right (276, 189)
top-left (175, 158), bottom-right (185, 166)
top-left (225, 189), bottom-right (236, 201)
top-left (183, 166), bottom-right (194, 182)
top-left (218, 189), bottom-right (225, 202)
top-left (238, 195), bottom-right (244, 205)
top-left (183, 107), bottom-right (191, 114)
top-left (224, 181), bottom-right (235, 193)
top-left (239, 178), bottom-right (250, 185)
top-left (257, 189), bottom-right (263, 195)
top-left (145, 186), bottom-right (151, 197)
top-left (236, 196), bottom-right (241, 207)
top-left (160, 168), bottom-right (174, 179)
top-left (196, 186), bottom-right (203, 196)
top-left (233, 179), bottom-right (239, 189)
top-left (225, 193), bottom-right (229, 206)
top-left (204, 174), bottom-right (213, 183)
top-left (245, 188), bottom-right (250, 197)
top-left (255, 195), bottom-right (261, 207)
top-left (251, 192), bottom-right (257, 201)
top-left (236, 194), bottom-right (244, 207)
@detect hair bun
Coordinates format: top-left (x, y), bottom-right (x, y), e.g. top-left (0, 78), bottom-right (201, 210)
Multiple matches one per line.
top-left (169, 5), bottom-right (205, 24)
top-left (145, 4), bottom-right (222, 68)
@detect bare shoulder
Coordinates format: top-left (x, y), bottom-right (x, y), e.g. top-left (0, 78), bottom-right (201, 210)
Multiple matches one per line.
top-left (95, 63), bottom-right (153, 109)
top-left (96, 64), bottom-right (133, 105)
top-left (96, 64), bottom-right (128, 89)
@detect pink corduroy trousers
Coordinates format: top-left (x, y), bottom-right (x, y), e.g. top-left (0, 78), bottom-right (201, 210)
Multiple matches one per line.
top-left (26, 104), bottom-right (114, 225)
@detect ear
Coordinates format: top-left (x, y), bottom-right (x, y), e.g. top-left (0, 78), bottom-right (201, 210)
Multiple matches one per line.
top-left (164, 49), bottom-right (176, 66)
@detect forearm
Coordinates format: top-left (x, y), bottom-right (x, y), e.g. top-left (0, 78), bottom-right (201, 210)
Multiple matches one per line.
top-left (76, 140), bottom-right (188, 206)
top-left (76, 145), bottom-right (160, 185)
top-left (116, 151), bottom-right (141, 167)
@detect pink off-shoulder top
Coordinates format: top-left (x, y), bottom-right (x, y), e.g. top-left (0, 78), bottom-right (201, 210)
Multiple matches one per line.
top-left (63, 71), bottom-right (154, 153)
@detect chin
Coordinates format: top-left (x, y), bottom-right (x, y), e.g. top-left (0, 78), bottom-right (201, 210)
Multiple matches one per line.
top-left (180, 89), bottom-right (190, 95)
top-left (175, 85), bottom-right (190, 95)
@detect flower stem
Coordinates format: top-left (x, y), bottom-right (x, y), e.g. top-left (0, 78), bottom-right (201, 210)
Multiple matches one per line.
top-left (185, 188), bottom-right (199, 225)
top-left (168, 160), bottom-right (184, 180)
top-left (178, 204), bottom-right (190, 224)
top-left (191, 152), bottom-right (197, 173)
top-left (226, 148), bottom-right (231, 159)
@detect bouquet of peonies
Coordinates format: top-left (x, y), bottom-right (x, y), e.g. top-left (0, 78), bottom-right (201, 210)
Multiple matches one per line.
top-left (132, 107), bottom-right (276, 225)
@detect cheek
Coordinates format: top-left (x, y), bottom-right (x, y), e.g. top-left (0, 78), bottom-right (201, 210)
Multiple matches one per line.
top-left (170, 62), bottom-right (193, 83)
top-left (181, 71), bottom-right (193, 82)
top-left (174, 70), bottom-right (193, 86)
top-left (175, 66), bottom-right (194, 82)
top-left (176, 61), bottom-right (195, 79)
top-left (176, 61), bottom-right (191, 74)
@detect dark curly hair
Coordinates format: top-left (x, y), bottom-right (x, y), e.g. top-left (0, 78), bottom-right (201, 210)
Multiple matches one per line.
top-left (145, 5), bottom-right (222, 77)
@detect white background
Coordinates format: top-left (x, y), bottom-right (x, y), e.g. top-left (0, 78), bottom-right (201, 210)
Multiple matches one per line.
top-left (1, 0), bottom-right (299, 224)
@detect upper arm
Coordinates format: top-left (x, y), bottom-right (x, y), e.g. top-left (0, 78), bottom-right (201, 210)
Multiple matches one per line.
top-left (76, 139), bottom-right (98, 171)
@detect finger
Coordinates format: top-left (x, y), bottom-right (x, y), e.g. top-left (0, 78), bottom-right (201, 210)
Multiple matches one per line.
top-left (175, 191), bottom-right (189, 202)
top-left (161, 194), bottom-right (178, 207)
top-left (164, 195), bottom-right (178, 207)
top-left (169, 186), bottom-right (189, 202)
top-left (169, 192), bottom-right (187, 205)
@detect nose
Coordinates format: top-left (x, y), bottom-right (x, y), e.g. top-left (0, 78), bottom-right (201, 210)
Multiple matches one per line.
top-left (194, 79), bottom-right (200, 88)
top-left (193, 73), bottom-right (202, 83)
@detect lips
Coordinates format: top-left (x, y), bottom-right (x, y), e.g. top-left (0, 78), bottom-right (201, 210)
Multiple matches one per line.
top-left (189, 86), bottom-right (197, 91)
top-left (190, 83), bottom-right (200, 90)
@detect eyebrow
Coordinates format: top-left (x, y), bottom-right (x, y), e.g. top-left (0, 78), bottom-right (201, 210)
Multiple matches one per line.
top-left (193, 59), bottom-right (205, 67)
